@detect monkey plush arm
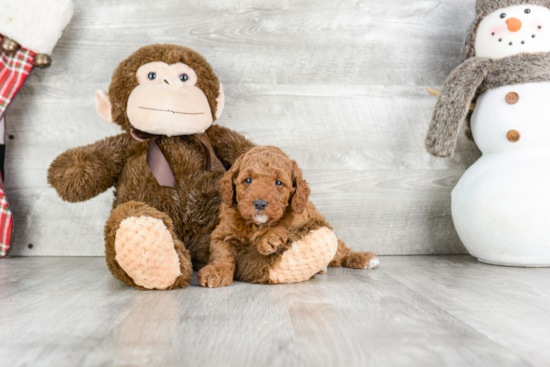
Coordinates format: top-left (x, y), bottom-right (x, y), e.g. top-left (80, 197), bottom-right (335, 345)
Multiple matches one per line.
top-left (47, 134), bottom-right (130, 203)
top-left (206, 124), bottom-right (256, 170)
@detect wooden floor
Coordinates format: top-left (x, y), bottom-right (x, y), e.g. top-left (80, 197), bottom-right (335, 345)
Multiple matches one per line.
top-left (1, 255), bottom-right (549, 367)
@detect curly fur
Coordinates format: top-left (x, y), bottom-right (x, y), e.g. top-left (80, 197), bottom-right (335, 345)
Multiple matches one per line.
top-left (426, 51), bottom-right (550, 158)
top-left (48, 45), bottom-right (255, 289)
top-left (197, 146), bottom-right (377, 287)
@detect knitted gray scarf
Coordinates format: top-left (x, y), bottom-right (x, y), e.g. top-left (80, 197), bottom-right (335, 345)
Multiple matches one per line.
top-left (425, 52), bottom-right (550, 157)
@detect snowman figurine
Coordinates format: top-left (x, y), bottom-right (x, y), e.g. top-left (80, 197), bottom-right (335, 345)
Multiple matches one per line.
top-left (426, 0), bottom-right (550, 266)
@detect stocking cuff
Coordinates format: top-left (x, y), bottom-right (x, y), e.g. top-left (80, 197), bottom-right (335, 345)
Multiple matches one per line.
top-left (0, 0), bottom-right (74, 55)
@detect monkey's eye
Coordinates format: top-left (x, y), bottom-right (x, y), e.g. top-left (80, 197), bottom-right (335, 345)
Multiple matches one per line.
top-left (275, 180), bottom-right (283, 187)
top-left (148, 72), bottom-right (157, 80)
top-left (500, 13), bottom-right (506, 18)
top-left (179, 73), bottom-right (189, 82)
top-left (525, 8), bottom-right (531, 14)
top-left (244, 178), bottom-right (252, 184)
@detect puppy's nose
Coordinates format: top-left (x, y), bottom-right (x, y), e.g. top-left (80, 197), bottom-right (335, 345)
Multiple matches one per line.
top-left (253, 200), bottom-right (268, 211)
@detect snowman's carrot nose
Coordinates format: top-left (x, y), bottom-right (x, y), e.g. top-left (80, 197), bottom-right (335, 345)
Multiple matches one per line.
top-left (506, 18), bottom-right (522, 32)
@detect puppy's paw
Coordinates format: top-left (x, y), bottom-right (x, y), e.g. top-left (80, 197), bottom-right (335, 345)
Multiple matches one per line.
top-left (258, 230), bottom-right (288, 255)
top-left (344, 252), bottom-right (379, 270)
top-left (197, 264), bottom-right (234, 288)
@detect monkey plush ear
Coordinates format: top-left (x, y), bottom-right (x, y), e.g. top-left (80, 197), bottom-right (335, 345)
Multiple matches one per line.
top-left (215, 83), bottom-right (225, 120)
top-left (95, 90), bottom-right (113, 123)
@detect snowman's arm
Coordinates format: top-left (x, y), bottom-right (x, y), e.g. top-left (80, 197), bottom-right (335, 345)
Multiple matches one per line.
top-left (47, 133), bottom-right (131, 203)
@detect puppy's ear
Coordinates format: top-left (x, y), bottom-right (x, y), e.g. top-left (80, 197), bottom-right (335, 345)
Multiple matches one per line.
top-left (220, 155), bottom-right (243, 207)
top-left (290, 160), bottom-right (311, 214)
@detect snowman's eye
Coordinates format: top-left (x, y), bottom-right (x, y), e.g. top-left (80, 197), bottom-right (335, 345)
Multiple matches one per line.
top-left (500, 13), bottom-right (506, 18)
top-left (525, 9), bottom-right (531, 14)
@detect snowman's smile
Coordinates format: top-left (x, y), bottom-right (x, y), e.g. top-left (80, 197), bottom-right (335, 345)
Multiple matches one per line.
top-left (493, 22), bottom-right (542, 46)
top-left (475, 4), bottom-right (550, 59)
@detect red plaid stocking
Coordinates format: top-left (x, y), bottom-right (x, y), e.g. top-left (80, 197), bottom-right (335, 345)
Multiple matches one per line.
top-left (0, 34), bottom-right (34, 256)
top-left (0, 171), bottom-right (12, 257)
top-left (0, 34), bottom-right (35, 118)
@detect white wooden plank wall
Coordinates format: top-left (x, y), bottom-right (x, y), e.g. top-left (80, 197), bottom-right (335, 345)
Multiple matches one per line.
top-left (5, 0), bottom-right (479, 256)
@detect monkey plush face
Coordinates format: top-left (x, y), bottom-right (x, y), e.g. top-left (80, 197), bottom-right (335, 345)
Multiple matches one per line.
top-left (95, 44), bottom-right (225, 136)
top-left (127, 61), bottom-right (213, 136)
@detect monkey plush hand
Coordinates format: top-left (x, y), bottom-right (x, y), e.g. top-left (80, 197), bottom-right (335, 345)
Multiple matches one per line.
top-left (48, 45), bottom-right (255, 290)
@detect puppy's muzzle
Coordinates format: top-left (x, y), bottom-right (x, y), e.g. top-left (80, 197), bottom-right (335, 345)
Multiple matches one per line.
top-left (253, 200), bottom-right (268, 211)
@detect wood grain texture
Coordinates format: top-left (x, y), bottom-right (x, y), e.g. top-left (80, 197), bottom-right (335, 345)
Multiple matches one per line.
top-left (1, 255), bottom-right (548, 367)
top-left (5, 0), bottom-right (480, 255)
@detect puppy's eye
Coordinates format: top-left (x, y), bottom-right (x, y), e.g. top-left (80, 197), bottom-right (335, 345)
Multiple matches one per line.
top-left (179, 73), bottom-right (188, 82)
top-left (244, 178), bottom-right (252, 184)
top-left (500, 13), bottom-right (506, 18)
top-left (148, 72), bottom-right (157, 80)
top-left (525, 9), bottom-right (531, 14)
top-left (275, 180), bottom-right (283, 187)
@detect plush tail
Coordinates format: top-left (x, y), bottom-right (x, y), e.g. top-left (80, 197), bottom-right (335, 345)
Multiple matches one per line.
top-left (425, 57), bottom-right (490, 158)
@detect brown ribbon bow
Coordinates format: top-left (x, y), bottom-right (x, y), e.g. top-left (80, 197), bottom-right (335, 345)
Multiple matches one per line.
top-left (130, 127), bottom-right (212, 188)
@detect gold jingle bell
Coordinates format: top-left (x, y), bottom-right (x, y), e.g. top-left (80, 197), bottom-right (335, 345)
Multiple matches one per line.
top-left (34, 54), bottom-right (52, 69)
top-left (1, 37), bottom-right (21, 54)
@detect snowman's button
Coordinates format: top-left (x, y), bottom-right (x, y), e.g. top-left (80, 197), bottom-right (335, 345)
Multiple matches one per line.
top-left (506, 130), bottom-right (521, 142)
top-left (505, 92), bottom-right (519, 104)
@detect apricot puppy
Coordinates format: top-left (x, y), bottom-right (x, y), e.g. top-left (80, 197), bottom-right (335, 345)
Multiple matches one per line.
top-left (197, 146), bottom-right (379, 287)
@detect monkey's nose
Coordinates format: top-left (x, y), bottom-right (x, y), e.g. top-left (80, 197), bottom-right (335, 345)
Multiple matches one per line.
top-left (162, 78), bottom-right (181, 86)
top-left (253, 200), bottom-right (268, 211)
top-left (506, 18), bottom-right (522, 32)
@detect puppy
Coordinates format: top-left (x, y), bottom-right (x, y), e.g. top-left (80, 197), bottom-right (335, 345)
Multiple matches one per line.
top-left (198, 146), bottom-right (378, 287)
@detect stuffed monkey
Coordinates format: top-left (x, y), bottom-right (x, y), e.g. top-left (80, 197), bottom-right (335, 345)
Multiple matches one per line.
top-left (48, 45), bottom-right (255, 289)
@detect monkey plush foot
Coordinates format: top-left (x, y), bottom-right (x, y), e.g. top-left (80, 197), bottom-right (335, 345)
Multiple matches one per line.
top-left (105, 201), bottom-right (193, 290)
top-left (268, 227), bottom-right (338, 284)
top-left (234, 219), bottom-right (339, 285)
top-left (115, 216), bottom-right (183, 289)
